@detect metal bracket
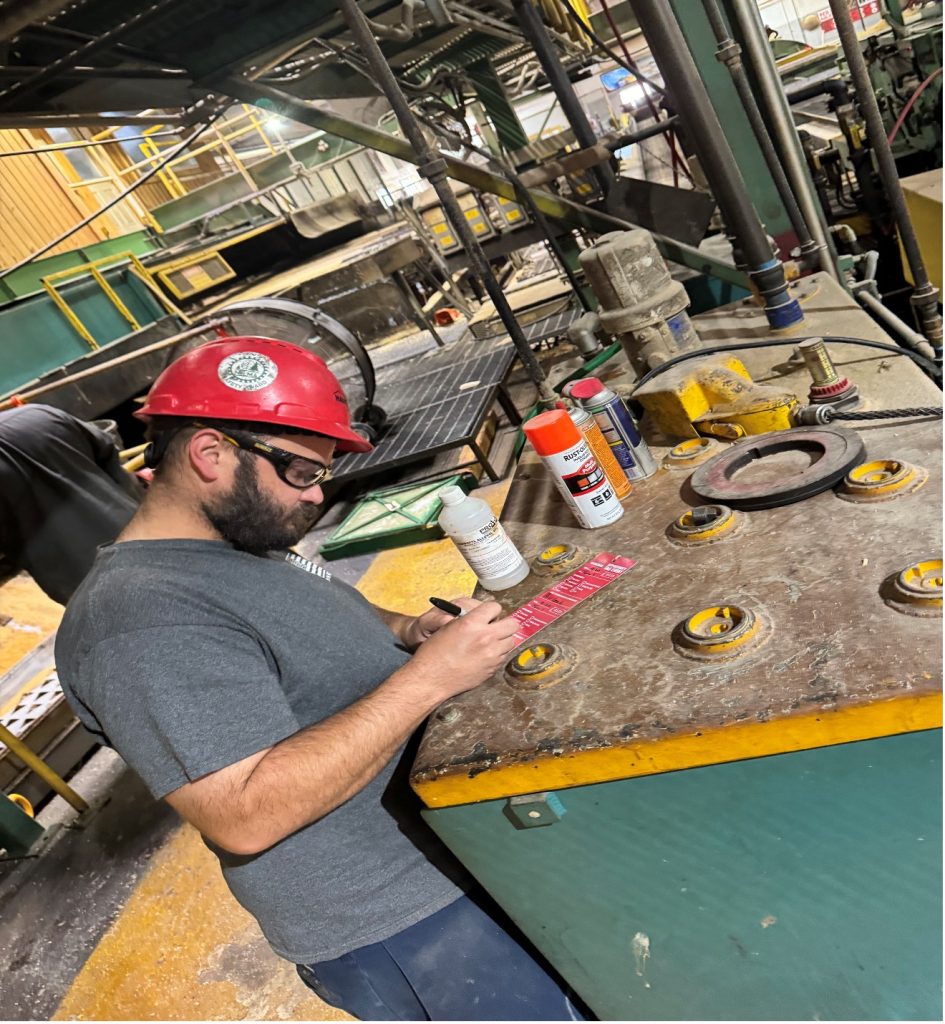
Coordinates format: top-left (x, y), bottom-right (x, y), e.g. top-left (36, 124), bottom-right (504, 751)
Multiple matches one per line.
top-left (504, 792), bottom-right (567, 829)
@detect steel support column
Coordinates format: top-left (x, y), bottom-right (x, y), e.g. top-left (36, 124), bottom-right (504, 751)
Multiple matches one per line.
top-left (827, 0), bottom-right (942, 349)
top-left (726, 0), bottom-right (842, 283)
top-left (511, 0), bottom-right (615, 195)
top-left (699, 0), bottom-right (825, 271)
top-left (335, 0), bottom-right (557, 403)
top-left (631, 0), bottom-right (802, 329)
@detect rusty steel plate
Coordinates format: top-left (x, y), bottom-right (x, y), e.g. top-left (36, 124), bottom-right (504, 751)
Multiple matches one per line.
top-left (690, 427), bottom-right (867, 509)
top-left (411, 276), bottom-right (943, 808)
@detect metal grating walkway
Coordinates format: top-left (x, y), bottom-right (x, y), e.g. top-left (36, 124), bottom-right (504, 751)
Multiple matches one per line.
top-left (334, 337), bottom-right (518, 484)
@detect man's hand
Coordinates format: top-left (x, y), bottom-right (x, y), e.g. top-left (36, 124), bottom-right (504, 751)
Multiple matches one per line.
top-left (395, 600), bottom-right (521, 703)
top-left (400, 597), bottom-right (482, 648)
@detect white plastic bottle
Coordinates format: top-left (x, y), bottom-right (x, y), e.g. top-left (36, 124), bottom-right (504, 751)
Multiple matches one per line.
top-left (437, 486), bottom-right (530, 591)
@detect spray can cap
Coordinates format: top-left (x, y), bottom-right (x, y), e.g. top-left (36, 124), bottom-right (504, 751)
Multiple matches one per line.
top-left (568, 377), bottom-right (605, 400)
top-left (438, 485), bottom-right (467, 507)
top-left (523, 408), bottom-right (583, 456)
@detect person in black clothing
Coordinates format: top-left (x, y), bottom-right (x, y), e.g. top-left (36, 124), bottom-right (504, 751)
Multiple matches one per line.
top-left (0, 404), bottom-right (142, 603)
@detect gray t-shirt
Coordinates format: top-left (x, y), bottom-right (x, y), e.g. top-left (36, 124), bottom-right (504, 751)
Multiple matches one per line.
top-left (55, 539), bottom-right (466, 963)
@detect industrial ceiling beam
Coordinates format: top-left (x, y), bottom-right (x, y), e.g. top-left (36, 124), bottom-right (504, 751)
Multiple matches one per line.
top-left (0, 0), bottom-right (185, 109)
top-left (0, 0), bottom-right (74, 44)
top-left (218, 75), bottom-right (747, 288)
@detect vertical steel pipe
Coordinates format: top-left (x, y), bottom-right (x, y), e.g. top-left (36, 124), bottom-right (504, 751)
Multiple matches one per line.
top-left (336, 0), bottom-right (557, 402)
top-left (826, 0), bottom-right (942, 349)
top-left (631, 0), bottom-right (802, 329)
top-left (728, 0), bottom-right (842, 283)
top-left (511, 0), bottom-right (615, 195)
top-left (701, 0), bottom-right (821, 264)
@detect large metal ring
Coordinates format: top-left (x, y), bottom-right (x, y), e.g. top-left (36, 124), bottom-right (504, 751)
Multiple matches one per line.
top-left (689, 427), bottom-right (866, 510)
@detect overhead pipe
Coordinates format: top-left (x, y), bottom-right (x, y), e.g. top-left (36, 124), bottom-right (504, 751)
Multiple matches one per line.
top-left (630, 0), bottom-right (803, 330)
top-left (784, 76), bottom-right (850, 105)
top-left (0, 0), bottom-right (76, 43)
top-left (365, 0), bottom-right (417, 42)
top-left (511, 0), bottom-right (615, 196)
top-left (855, 289), bottom-right (939, 364)
top-left (826, 0), bottom-right (943, 351)
top-left (335, 0), bottom-right (558, 405)
top-left (728, 0), bottom-right (841, 283)
top-left (701, 0), bottom-right (823, 270)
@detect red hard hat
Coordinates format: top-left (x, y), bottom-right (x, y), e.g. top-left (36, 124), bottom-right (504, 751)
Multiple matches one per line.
top-left (136, 336), bottom-right (373, 453)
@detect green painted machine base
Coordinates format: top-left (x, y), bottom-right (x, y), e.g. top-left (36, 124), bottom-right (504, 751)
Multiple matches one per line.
top-left (1, 793), bottom-right (45, 858)
top-left (423, 730), bottom-right (942, 1021)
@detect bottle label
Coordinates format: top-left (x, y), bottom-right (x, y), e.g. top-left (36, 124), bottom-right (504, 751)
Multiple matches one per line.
top-left (540, 440), bottom-right (623, 529)
top-left (590, 400), bottom-right (657, 479)
top-left (452, 517), bottom-right (524, 580)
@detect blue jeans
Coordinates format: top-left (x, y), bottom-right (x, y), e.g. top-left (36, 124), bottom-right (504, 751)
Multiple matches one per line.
top-left (296, 891), bottom-right (587, 1021)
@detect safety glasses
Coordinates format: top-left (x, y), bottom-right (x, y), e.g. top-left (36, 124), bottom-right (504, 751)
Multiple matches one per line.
top-left (218, 429), bottom-right (333, 490)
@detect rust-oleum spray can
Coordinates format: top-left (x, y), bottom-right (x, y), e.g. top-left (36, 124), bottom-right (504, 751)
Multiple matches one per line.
top-left (568, 377), bottom-right (657, 479)
top-left (568, 405), bottom-right (632, 500)
top-left (523, 409), bottom-right (624, 529)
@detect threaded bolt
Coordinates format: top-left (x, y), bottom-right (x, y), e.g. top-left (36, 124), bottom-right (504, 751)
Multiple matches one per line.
top-left (798, 338), bottom-right (840, 386)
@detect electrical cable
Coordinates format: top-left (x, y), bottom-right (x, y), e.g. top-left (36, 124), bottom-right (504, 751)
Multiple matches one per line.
top-left (0, 129), bottom-right (181, 159)
top-left (628, 336), bottom-right (942, 395)
top-left (0, 109), bottom-right (225, 280)
top-left (886, 66), bottom-right (942, 144)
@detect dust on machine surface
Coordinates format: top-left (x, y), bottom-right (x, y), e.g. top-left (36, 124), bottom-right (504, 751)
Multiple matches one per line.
top-left (0, 0), bottom-right (940, 1021)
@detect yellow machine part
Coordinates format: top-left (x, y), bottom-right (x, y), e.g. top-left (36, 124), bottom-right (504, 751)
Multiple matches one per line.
top-left (899, 169), bottom-right (942, 294)
top-left (634, 356), bottom-right (799, 440)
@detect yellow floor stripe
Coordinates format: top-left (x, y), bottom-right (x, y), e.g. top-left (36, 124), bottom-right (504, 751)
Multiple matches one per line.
top-left (0, 575), bottom-right (61, 685)
top-left (54, 823), bottom-right (351, 1022)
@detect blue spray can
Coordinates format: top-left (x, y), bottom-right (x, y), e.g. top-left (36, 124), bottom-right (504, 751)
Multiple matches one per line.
top-left (566, 377), bottom-right (657, 479)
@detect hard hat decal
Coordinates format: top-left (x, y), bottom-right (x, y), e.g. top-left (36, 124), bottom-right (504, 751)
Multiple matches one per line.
top-left (217, 352), bottom-right (278, 392)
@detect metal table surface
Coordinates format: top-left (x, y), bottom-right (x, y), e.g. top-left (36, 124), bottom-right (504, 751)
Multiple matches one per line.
top-left (412, 274), bottom-right (943, 807)
top-left (408, 274), bottom-right (942, 1021)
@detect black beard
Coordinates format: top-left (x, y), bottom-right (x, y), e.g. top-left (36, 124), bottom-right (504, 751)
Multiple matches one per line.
top-left (201, 456), bottom-right (319, 556)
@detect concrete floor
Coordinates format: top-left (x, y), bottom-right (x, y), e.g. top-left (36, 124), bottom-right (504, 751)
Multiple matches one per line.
top-left (0, 325), bottom-right (559, 1021)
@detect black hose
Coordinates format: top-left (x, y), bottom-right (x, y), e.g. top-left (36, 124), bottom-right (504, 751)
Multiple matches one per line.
top-left (629, 335), bottom-right (943, 395)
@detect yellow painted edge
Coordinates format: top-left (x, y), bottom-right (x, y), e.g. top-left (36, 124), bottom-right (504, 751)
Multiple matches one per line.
top-left (414, 691), bottom-right (942, 808)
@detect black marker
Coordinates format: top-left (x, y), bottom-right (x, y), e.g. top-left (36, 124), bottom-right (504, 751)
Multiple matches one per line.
top-left (429, 596), bottom-right (465, 617)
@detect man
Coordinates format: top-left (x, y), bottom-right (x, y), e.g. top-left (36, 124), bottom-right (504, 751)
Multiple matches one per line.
top-left (55, 336), bottom-right (583, 1021)
top-left (0, 403), bottom-right (141, 603)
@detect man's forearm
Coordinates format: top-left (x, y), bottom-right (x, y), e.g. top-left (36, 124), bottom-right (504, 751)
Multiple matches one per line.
top-left (371, 604), bottom-right (414, 646)
top-left (228, 664), bottom-right (440, 853)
